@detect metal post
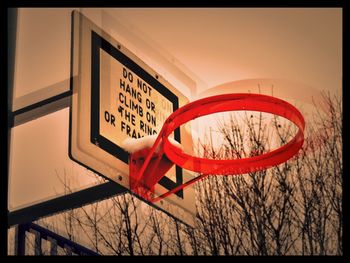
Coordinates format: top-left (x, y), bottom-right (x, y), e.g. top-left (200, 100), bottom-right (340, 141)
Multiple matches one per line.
top-left (14, 224), bottom-right (26, 255)
top-left (6, 7), bottom-right (18, 257)
top-left (48, 237), bottom-right (57, 255)
top-left (31, 230), bottom-right (42, 255)
top-left (64, 244), bottom-right (72, 256)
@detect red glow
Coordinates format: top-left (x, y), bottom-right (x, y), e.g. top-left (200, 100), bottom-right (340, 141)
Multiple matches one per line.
top-left (129, 93), bottom-right (305, 202)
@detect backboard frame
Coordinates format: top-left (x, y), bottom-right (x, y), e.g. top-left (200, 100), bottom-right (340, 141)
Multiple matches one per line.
top-left (69, 11), bottom-right (196, 226)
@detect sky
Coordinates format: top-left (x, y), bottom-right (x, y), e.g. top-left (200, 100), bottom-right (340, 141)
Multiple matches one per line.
top-left (102, 8), bottom-right (342, 96)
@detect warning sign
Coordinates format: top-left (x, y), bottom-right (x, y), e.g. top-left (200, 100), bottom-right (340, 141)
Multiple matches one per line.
top-left (99, 49), bottom-right (174, 149)
top-left (90, 31), bottom-right (183, 195)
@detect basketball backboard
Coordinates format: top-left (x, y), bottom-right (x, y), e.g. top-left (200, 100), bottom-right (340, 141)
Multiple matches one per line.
top-left (69, 11), bottom-right (196, 226)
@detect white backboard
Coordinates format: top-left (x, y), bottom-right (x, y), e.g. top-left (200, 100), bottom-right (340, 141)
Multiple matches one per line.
top-left (70, 11), bottom-right (196, 226)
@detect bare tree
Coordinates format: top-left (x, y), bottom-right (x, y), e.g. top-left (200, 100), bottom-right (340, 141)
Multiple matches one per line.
top-left (291, 92), bottom-right (342, 255)
top-left (23, 92), bottom-right (341, 256)
top-left (186, 92), bottom-right (342, 255)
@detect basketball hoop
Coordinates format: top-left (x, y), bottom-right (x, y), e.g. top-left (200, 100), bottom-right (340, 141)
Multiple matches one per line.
top-left (129, 93), bottom-right (305, 203)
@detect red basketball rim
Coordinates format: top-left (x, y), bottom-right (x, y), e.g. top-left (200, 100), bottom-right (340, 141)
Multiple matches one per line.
top-left (162, 93), bottom-right (305, 176)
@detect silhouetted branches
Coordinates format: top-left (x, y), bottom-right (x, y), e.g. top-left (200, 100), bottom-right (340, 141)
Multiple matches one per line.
top-left (25, 92), bottom-right (341, 255)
